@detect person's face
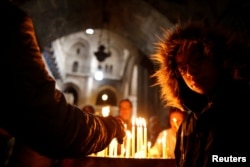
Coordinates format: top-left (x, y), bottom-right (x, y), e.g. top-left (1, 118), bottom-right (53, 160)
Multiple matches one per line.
top-left (175, 44), bottom-right (219, 95)
top-left (119, 101), bottom-right (132, 121)
top-left (169, 111), bottom-right (184, 132)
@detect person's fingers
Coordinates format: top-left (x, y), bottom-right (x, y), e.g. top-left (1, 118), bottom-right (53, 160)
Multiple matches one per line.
top-left (117, 137), bottom-right (124, 144)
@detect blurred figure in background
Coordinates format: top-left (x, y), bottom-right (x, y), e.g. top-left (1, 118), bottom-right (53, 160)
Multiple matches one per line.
top-left (148, 115), bottom-right (164, 147)
top-left (149, 108), bottom-right (187, 158)
top-left (116, 99), bottom-right (133, 156)
top-left (116, 99), bottom-right (133, 131)
top-left (82, 105), bottom-right (95, 115)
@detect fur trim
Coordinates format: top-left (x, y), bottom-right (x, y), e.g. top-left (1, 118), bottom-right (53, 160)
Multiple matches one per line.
top-left (150, 22), bottom-right (250, 111)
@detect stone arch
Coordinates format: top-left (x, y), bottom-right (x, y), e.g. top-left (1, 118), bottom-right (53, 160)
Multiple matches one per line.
top-left (62, 82), bottom-right (81, 105)
top-left (95, 85), bottom-right (118, 106)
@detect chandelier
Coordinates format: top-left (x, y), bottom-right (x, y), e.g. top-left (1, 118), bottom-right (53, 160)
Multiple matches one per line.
top-left (94, 2), bottom-right (111, 62)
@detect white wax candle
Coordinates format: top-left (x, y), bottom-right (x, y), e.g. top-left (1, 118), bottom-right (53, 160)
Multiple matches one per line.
top-left (136, 118), bottom-right (140, 153)
top-left (109, 138), bottom-right (118, 157)
top-left (114, 139), bottom-right (118, 157)
top-left (121, 142), bottom-right (125, 157)
top-left (125, 130), bottom-right (131, 158)
top-left (140, 118), bottom-right (144, 152)
top-left (143, 119), bottom-right (147, 157)
top-left (147, 141), bottom-right (151, 158)
top-left (162, 138), bottom-right (166, 158)
top-left (104, 147), bottom-right (108, 157)
top-left (109, 139), bottom-right (114, 157)
top-left (97, 149), bottom-right (105, 157)
top-left (162, 131), bottom-right (167, 158)
top-left (132, 116), bottom-right (135, 157)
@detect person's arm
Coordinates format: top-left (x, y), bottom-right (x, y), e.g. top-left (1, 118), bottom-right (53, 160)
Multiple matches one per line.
top-left (0, 1), bottom-right (125, 159)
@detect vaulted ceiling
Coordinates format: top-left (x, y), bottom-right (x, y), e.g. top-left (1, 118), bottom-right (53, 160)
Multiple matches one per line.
top-left (14, 0), bottom-right (250, 57)
top-left (10, 0), bottom-right (250, 111)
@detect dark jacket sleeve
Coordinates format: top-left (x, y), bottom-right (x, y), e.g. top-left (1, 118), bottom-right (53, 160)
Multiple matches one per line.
top-left (0, 1), bottom-right (121, 159)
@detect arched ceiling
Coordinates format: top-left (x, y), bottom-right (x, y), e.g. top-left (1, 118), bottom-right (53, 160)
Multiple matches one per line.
top-left (13, 0), bottom-right (250, 57)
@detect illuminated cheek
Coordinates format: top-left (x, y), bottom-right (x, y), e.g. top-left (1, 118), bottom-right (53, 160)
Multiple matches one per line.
top-left (182, 76), bottom-right (193, 87)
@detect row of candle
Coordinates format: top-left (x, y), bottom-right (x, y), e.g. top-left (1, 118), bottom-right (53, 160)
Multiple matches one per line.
top-left (132, 116), bottom-right (148, 158)
top-left (95, 116), bottom-right (148, 158)
top-left (95, 108), bottom-right (178, 159)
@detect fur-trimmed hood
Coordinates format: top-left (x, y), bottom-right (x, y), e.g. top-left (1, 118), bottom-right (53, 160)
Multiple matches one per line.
top-left (150, 22), bottom-right (250, 111)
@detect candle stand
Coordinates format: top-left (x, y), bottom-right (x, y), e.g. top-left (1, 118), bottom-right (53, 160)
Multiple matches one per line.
top-left (63, 156), bottom-right (176, 167)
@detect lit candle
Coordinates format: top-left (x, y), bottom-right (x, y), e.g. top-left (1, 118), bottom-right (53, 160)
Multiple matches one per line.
top-left (120, 124), bottom-right (127, 157)
top-left (162, 131), bottom-right (167, 158)
top-left (136, 118), bottom-right (140, 153)
top-left (109, 139), bottom-right (114, 157)
top-left (143, 118), bottom-right (147, 157)
top-left (140, 118), bottom-right (144, 152)
top-left (114, 139), bottom-right (118, 157)
top-left (132, 116), bottom-right (135, 157)
top-left (172, 118), bottom-right (179, 129)
top-left (125, 130), bottom-right (131, 158)
top-left (104, 147), bottom-right (108, 157)
top-left (147, 141), bottom-right (151, 158)
top-left (109, 138), bottom-right (118, 157)
top-left (140, 118), bottom-right (144, 153)
top-left (121, 142), bottom-right (125, 157)
top-left (97, 149), bottom-right (105, 157)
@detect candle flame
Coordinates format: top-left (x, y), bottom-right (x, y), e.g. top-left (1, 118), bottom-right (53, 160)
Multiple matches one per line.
top-left (172, 118), bottom-right (179, 129)
top-left (147, 141), bottom-right (151, 148)
top-left (132, 116), bottom-right (136, 125)
top-left (124, 123), bottom-right (127, 130)
top-left (126, 130), bottom-right (132, 138)
top-left (142, 118), bottom-right (146, 127)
